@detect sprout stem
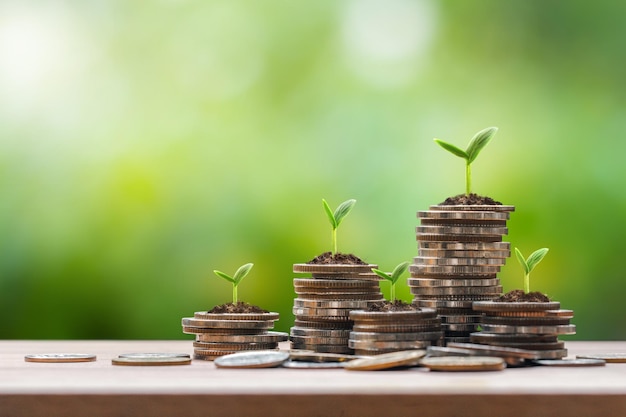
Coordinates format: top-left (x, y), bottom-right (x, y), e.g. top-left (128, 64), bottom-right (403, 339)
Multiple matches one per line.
top-left (466, 162), bottom-right (471, 196)
top-left (233, 286), bottom-right (238, 304)
top-left (332, 228), bottom-right (337, 255)
top-left (390, 285), bottom-right (396, 302)
top-left (524, 273), bottom-right (530, 294)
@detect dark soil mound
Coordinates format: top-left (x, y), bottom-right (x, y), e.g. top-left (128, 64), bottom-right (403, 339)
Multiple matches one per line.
top-left (308, 252), bottom-right (367, 265)
top-left (495, 289), bottom-right (551, 303)
top-left (367, 300), bottom-right (419, 312)
top-left (208, 302), bottom-right (269, 314)
top-left (440, 193), bottom-right (502, 205)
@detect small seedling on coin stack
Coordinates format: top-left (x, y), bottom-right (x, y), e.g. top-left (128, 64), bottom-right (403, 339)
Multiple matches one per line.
top-left (213, 263), bottom-right (254, 304)
top-left (514, 247), bottom-right (549, 294)
top-left (434, 126), bottom-right (498, 196)
top-left (322, 198), bottom-right (356, 255)
top-left (371, 261), bottom-right (409, 302)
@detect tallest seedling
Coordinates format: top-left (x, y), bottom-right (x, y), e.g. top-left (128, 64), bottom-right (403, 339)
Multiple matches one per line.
top-left (434, 127), bottom-right (498, 196)
top-left (322, 198), bottom-right (356, 255)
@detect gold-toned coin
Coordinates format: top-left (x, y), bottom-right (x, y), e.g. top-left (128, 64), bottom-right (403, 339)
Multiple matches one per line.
top-left (25, 354), bottom-right (96, 363)
top-left (408, 277), bottom-right (500, 287)
top-left (193, 312), bottom-right (279, 321)
top-left (193, 341), bottom-right (279, 350)
top-left (428, 204), bottom-right (515, 212)
top-left (196, 331), bottom-right (288, 343)
top-left (294, 278), bottom-right (379, 289)
top-left (289, 343), bottom-right (353, 354)
top-left (418, 210), bottom-right (511, 221)
top-left (416, 234), bottom-right (503, 243)
top-left (118, 353), bottom-right (190, 359)
top-left (469, 332), bottom-right (558, 344)
top-left (534, 349), bottom-right (568, 359)
top-left (290, 327), bottom-right (351, 338)
top-left (472, 301), bottom-right (561, 312)
top-left (294, 319), bottom-right (354, 329)
top-left (182, 318), bottom-right (275, 329)
top-left (485, 309), bottom-right (574, 319)
top-left (418, 241), bottom-right (510, 251)
top-left (311, 273), bottom-right (381, 281)
top-left (414, 256), bottom-right (506, 266)
top-left (420, 356), bottom-right (506, 372)
top-left (410, 285), bottom-right (502, 296)
top-left (418, 248), bottom-right (511, 258)
top-left (213, 351), bottom-right (289, 368)
top-left (112, 357), bottom-right (191, 366)
top-left (352, 324), bottom-right (442, 335)
top-left (410, 265), bottom-right (501, 275)
top-left (344, 350), bottom-right (427, 371)
top-left (576, 353), bottom-right (626, 363)
top-left (481, 316), bottom-right (571, 326)
top-left (294, 299), bottom-right (376, 309)
top-left (290, 335), bottom-right (349, 346)
top-left (350, 331), bottom-right (441, 342)
top-left (480, 324), bottom-right (576, 335)
top-left (293, 264), bottom-right (376, 274)
top-left (348, 340), bottom-right (431, 350)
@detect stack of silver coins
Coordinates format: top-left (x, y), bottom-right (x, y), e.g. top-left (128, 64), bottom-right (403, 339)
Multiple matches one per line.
top-left (290, 263), bottom-right (383, 354)
top-left (471, 301), bottom-right (575, 360)
top-left (348, 309), bottom-right (443, 355)
top-left (410, 204), bottom-right (514, 344)
top-left (181, 312), bottom-right (288, 360)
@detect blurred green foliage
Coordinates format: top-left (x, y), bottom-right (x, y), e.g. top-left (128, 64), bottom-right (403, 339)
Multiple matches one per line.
top-left (1, 0), bottom-right (625, 340)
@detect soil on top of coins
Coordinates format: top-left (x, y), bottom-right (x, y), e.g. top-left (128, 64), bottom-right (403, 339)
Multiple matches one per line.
top-left (367, 300), bottom-right (420, 312)
top-left (494, 289), bottom-right (551, 303)
top-left (308, 252), bottom-right (367, 265)
top-left (440, 193), bottom-right (502, 205)
top-left (208, 302), bottom-right (269, 314)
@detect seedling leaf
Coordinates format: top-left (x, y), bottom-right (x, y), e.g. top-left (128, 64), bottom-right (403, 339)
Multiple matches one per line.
top-left (526, 248), bottom-right (549, 273)
top-left (514, 248), bottom-right (529, 275)
top-left (466, 127), bottom-right (497, 163)
top-left (433, 139), bottom-right (468, 159)
top-left (333, 199), bottom-right (357, 228)
top-left (214, 270), bottom-right (235, 283)
top-left (322, 199), bottom-right (337, 228)
top-left (371, 268), bottom-right (392, 282)
top-left (390, 261), bottom-right (410, 282)
top-left (233, 263), bottom-right (254, 285)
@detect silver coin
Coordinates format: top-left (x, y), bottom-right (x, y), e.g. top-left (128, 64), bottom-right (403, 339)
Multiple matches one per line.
top-left (311, 272), bottom-right (381, 281)
top-left (447, 342), bottom-right (540, 360)
top-left (294, 319), bottom-right (354, 329)
top-left (479, 324), bottom-right (577, 335)
top-left (181, 318), bottom-right (275, 329)
top-left (290, 335), bottom-right (349, 345)
top-left (289, 343), bottom-right (353, 354)
top-left (24, 354), bottom-right (97, 363)
top-left (112, 357), bottom-right (191, 366)
top-left (420, 356), bottom-right (506, 371)
top-left (534, 359), bottom-right (605, 367)
top-left (414, 257), bottom-right (506, 266)
top-left (418, 249), bottom-right (511, 259)
top-left (345, 350), bottom-right (426, 371)
top-left (349, 308), bottom-right (438, 321)
top-left (349, 331), bottom-right (440, 342)
top-left (576, 353), bottom-right (626, 363)
top-left (481, 316), bottom-right (572, 326)
top-left (418, 241), bottom-right (511, 251)
top-left (213, 350), bottom-right (289, 369)
top-left (193, 341), bottom-right (279, 350)
top-left (534, 349), bottom-right (568, 360)
top-left (472, 301), bottom-right (561, 312)
top-left (410, 265), bottom-right (501, 275)
top-left (442, 323), bottom-right (481, 332)
top-left (289, 350), bottom-right (359, 363)
top-left (294, 299), bottom-right (376, 309)
top-left (196, 331), bottom-right (289, 344)
top-left (293, 307), bottom-right (353, 317)
top-left (410, 286), bottom-right (502, 296)
top-left (418, 210), bottom-right (511, 221)
top-left (428, 204), bottom-right (515, 212)
top-left (118, 353), bottom-right (190, 359)
top-left (414, 300), bottom-right (478, 309)
top-left (417, 225), bottom-right (508, 235)
top-left (349, 340), bottom-right (430, 350)
top-left (440, 315), bottom-right (483, 324)
top-left (426, 346), bottom-right (477, 357)
top-left (282, 360), bottom-right (346, 369)
top-left (417, 234), bottom-right (503, 243)
top-left (408, 278), bottom-right (500, 287)
top-left (293, 278), bottom-right (379, 288)
top-left (193, 312), bottom-right (279, 321)
top-left (290, 327), bottom-right (351, 338)
top-left (293, 264), bottom-right (377, 274)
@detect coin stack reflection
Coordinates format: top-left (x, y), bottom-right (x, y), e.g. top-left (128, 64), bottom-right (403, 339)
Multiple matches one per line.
top-left (410, 205), bottom-right (515, 345)
top-left (471, 301), bottom-right (575, 360)
top-left (290, 264), bottom-right (383, 354)
top-left (181, 312), bottom-right (288, 360)
top-left (348, 309), bottom-right (443, 355)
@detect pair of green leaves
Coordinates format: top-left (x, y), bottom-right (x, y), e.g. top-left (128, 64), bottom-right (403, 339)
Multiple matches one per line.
top-left (372, 261), bottom-right (409, 302)
top-left (213, 263), bottom-right (254, 304)
top-left (515, 247), bottom-right (549, 294)
top-left (323, 198), bottom-right (356, 255)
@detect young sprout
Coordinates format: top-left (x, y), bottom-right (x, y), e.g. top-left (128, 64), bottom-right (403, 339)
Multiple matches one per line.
top-left (514, 248), bottom-right (549, 294)
top-left (371, 261), bottom-right (409, 302)
top-left (213, 263), bottom-right (254, 304)
top-left (322, 198), bottom-right (356, 255)
top-left (434, 126), bottom-right (498, 196)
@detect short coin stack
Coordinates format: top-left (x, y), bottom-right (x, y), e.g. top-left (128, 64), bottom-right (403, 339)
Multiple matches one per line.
top-left (410, 204), bottom-right (515, 344)
top-left (182, 312), bottom-right (288, 360)
top-left (471, 301), bottom-right (575, 359)
top-left (348, 309), bottom-right (443, 355)
top-left (290, 263), bottom-right (383, 354)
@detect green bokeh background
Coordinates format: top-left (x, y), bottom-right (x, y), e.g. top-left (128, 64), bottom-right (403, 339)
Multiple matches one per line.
top-left (1, 0), bottom-right (624, 340)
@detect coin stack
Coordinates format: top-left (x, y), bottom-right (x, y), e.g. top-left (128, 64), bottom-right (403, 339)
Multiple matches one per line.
top-left (290, 263), bottom-right (383, 354)
top-left (410, 204), bottom-right (515, 345)
top-left (348, 309), bottom-right (443, 355)
top-left (471, 301), bottom-right (575, 360)
top-left (181, 312), bottom-right (288, 360)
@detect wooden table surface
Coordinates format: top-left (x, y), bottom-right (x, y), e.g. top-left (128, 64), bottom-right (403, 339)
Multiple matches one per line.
top-left (1, 340), bottom-right (625, 417)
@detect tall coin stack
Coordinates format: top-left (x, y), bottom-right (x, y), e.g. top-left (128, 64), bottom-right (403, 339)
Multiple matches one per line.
top-left (348, 309), bottom-right (443, 355)
top-left (471, 300), bottom-right (575, 360)
top-left (290, 263), bottom-right (383, 354)
top-left (182, 312), bottom-right (288, 360)
top-left (410, 204), bottom-right (515, 345)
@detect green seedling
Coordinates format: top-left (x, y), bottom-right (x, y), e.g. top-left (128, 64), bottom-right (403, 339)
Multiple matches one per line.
top-left (371, 261), bottom-right (409, 302)
top-left (322, 198), bottom-right (356, 255)
top-left (213, 263), bottom-right (254, 304)
top-left (514, 248), bottom-right (549, 294)
top-left (434, 126), bottom-right (498, 195)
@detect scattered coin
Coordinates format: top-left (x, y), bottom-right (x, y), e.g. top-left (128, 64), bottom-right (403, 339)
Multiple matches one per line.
top-left (534, 359), bottom-right (606, 367)
top-left (447, 342), bottom-right (540, 360)
top-left (118, 353), bottom-right (190, 359)
top-left (24, 354), bottom-right (97, 363)
top-left (420, 356), bottom-right (506, 372)
top-left (213, 351), bottom-right (290, 369)
top-left (576, 353), bottom-right (626, 363)
top-left (344, 350), bottom-right (426, 371)
top-left (282, 360), bottom-right (346, 369)
top-left (289, 350), bottom-right (358, 363)
top-left (112, 357), bottom-right (191, 366)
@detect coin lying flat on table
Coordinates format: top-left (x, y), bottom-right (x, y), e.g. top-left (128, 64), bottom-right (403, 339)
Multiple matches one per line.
top-left (534, 359), bottom-right (606, 367)
top-left (214, 350), bottom-right (290, 369)
top-left (118, 353), bottom-right (190, 359)
top-left (25, 354), bottom-right (97, 363)
top-left (282, 360), bottom-right (346, 369)
top-left (576, 353), bottom-right (626, 363)
top-left (420, 356), bottom-right (506, 372)
top-left (344, 350), bottom-right (426, 371)
top-left (112, 357), bottom-right (192, 366)
top-left (289, 350), bottom-right (359, 363)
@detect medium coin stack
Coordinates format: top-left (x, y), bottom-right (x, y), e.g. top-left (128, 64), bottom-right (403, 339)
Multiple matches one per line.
top-left (290, 263), bottom-right (383, 354)
top-left (348, 309), bottom-right (443, 355)
top-left (410, 204), bottom-right (515, 344)
top-left (181, 312), bottom-right (288, 360)
top-left (471, 301), bottom-right (575, 360)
